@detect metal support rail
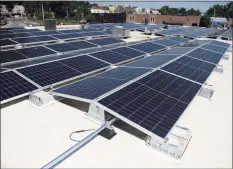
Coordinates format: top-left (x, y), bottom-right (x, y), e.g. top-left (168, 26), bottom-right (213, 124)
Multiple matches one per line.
top-left (41, 117), bottom-right (117, 169)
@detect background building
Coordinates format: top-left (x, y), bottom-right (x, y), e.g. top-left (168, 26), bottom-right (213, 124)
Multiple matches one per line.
top-left (108, 5), bottom-right (116, 13)
top-left (126, 14), bottom-right (201, 26)
top-left (91, 6), bottom-right (110, 14)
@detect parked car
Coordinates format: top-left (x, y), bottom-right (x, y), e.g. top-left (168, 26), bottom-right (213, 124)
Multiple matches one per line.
top-left (0, 16), bottom-right (7, 26)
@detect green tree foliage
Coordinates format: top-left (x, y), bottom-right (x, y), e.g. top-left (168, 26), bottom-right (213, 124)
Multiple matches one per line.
top-left (159, 5), bottom-right (200, 16)
top-left (199, 15), bottom-right (211, 27)
top-left (160, 6), bottom-right (169, 15)
top-left (206, 2), bottom-right (233, 18)
top-left (179, 7), bottom-right (187, 16)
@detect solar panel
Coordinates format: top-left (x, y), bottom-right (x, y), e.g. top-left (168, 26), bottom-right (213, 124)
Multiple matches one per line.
top-left (152, 39), bottom-right (180, 47)
top-left (53, 67), bottom-right (149, 99)
top-left (30, 31), bottom-right (61, 36)
top-left (58, 30), bottom-right (80, 34)
top-left (11, 37), bottom-right (40, 44)
top-left (201, 43), bottom-right (228, 54)
top-left (0, 30), bottom-right (13, 34)
top-left (17, 61), bottom-right (82, 87)
top-left (101, 37), bottom-right (124, 44)
top-left (158, 47), bottom-right (194, 55)
top-left (112, 47), bottom-right (145, 58)
top-left (161, 56), bottom-right (216, 83)
top-left (34, 35), bottom-right (58, 41)
top-left (88, 38), bottom-right (111, 46)
top-left (80, 31), bottom-right (107, 36)
top-left (0, 33), bottom-right (33, 39)
top-left (68, 41), bottom-right (97, 49)
top-left (89, 50), bottom-right (131, 64)
top-left (58, 55), bottom-right (109, 73)
top-left (0, 39), bottom-right (17, 47)
top-left (179, 40), bottom-right (210, 47)
top-left (12, 29), bottom-right (41, 33)
top-left (45, 43), bottom-right (79, 53)
top-left (0, 71), bottom-right (38, 102)
top-left (129, 42), bottom-right (166, 53)
top-left (209, 40), bottom-right (230, 48)
top-left (98, 70), bottom-right (201, 138)
top-left (16, 46), bottom-right (56, 58)
top-left (51, 34), bottom-right (74, 40)
top-left (186, 48), bottom-right (223, 64)
top-left (0, 50), bottom-right (28, 64)
top-left (126, 54), bottom-right (180, 68)
top-left (168, 37), bottom-right (189, 43)
top-left (96, 67), bottom-right (149, 80)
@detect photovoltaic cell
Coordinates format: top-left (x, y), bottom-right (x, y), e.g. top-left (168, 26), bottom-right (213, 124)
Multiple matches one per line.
top-left (126, 54), bottom-right (180, 68)
top-left (80, 31), bottom-right (107, 36)
top-left (16, 46), bottom-right (56, 58)
top-left (99, 70), bottom-right (201, 138)
top-left (31, 31), bottom-right (61, 36)
top-left (112, 47), bottom-right (145, 58)
top-left (11, 37), bottom-right (40, 44)
top-left (12, 29), bottom-right (41, 33)
top-left (0, 50), bottom-right (28, 64)
top-left (161, 56), bottom-right (216, 83)
top-left (58, 55), bottom-right (109, 73)
top-left (0, 33), bottom-right (33, 39)
top-left (53, 67), bottom-right (149, 99)
top-left (88, 38), bottom-right (113, 46)
top-left (90, 50), bottom-right (131, 64)
top-left (129, 42), bottom-right (166, 53)
top-left (158, 47), bottom-right (194, 55)
top-left (68, 41), bottom-right (97, 49)
top-left (0, 30), bottom-right (13, 34)
top-left (152, 39), bottom-right (180, 47)
top-left (17, 61), bottom-right (82, 87)
top-left (34, 35), bottom-right (58, 41)
top-left (168, 37), bottom-right (189, 43)
top-left (51, 34), bottom-right (74, 40)
top-left (209, 40), bottom-right (230, 48)
top-left (186, 48), bottom-right (223, 64)
top-left (0, 71), bottom-right (38, 102)
top-left (0, 39), bottom-right (17, 47)
top-left (45, 43), bottom-right (79, 53)
top-left (201, 43), bottom-right (228, 54)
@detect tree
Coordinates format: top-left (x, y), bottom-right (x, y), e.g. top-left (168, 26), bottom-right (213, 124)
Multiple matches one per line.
top-left (86, 13), bottom-right (95, 22)
top-left (169, 8), bottom-right (179, 15)
top-left (195, 9), bottom-right (201, 16)
top-left (199, 15), bottom-right (211, 27)
top-left (187, 8), bottom-right (195, 15)
top-left (160, 6), bottom-right (169, 15)
top-left (179, 7), bottom-right (187, 16)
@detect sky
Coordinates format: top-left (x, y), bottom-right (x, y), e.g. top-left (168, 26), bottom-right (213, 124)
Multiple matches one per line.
top-left (91, 1), bottom-right (230, 12)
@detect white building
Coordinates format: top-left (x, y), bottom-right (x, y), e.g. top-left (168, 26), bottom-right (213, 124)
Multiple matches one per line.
top-left (0, 5), bottom-right (9, 14)
top-left (135, 7), bottom-right (142, 14)
top-left (151, 9), bottom-right (160, 15)
top-left (91, 6), bottom-right (110, 14)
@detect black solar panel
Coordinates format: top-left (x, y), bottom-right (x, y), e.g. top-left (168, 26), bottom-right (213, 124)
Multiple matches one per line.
top-left (0, 71), bottom-right (38, 102)
top-left (58, 55), bottom-right (109, 73)
top-left (31, 31), bottom-right (61, 36)
top-left (186, 48), bottom-right (223, 64)
top-left (17, 61), bottom-right (82, 87)
top-left (129, 42), bottom-right (166, 53)
top-left (0, 33), bottom-right (33, 39)
top-left (179, 40), bottom-right (210, 47)
top-left (0, 39), bottom-right (17, 47)
top-left (54, 77), bottom-right (127, 100)
top-left (53, 67), bottom-right (149, 99)
top-left (0, 50), bottom-right (28, 64)
top-left (112, 47), bottom-right (145, 58)
top-left (169, 37), bottom-right (189, 43)
top-left (158, 47), bottom-right (194, 55)
top-left (80, 31), bottom-right (107, 36)
top-left (96, 67), bottom-right (149, 80)
top-left (103, 37), bottom-right (124, 44)
top-left (161, 56), bottom-right (216, 83)
top-left (16, 46), bottom-right (56, 58)
top-left (68, 41), bottom-right (97, 49)
top-left (45, 43), bottom-right (79, 53)
top-left (58, 30), bottom-right (80, 34)
top-left (88, 38), bottom-right (112, 46)
top-left (11, 37), bottom-right (40, 44)
top-left (209, 40), bottom-right (230, 48)
top-left (99, 70), bottom-right (201, 138)
top-left (201, 43), bottom-right (228, 54)
top-left (90, 50), bottom-right (131, 64)
top-left (0, 30), bottom-right (13, 34)
top-left (34, 35), bottom-right (58, 41)
top-left (12, 29), bottom-right (41, 33)
top-left (152, 39), bottom-right (180, 47)
top-left (52, 34), bottom-right (74, 40)
top-left (126, 54), bottom-right (180, 68)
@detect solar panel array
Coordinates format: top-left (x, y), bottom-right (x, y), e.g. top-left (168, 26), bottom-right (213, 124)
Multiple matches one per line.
top-left (220, 29), bottom-right (232, 39)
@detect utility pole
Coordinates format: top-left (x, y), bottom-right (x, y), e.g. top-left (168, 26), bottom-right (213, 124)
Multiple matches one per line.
top-left (41, 1), bottom-right (44, 20)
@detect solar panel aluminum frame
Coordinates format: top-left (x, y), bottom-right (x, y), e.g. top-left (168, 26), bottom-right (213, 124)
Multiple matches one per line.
top-left (150, 40), bottom-right (180, 49)
top-left (1, 46), bottom-right (58, 66)
top-left (1, 70), bottom-right (42, 104)
top-left (52, 34), bottom-right (86, 41)
top-left (200, 44), bottom-right (229, 55)
top-left (127, 43), bottom-right (166, 55)
top-left (0, 39), bottom-right (19, 49)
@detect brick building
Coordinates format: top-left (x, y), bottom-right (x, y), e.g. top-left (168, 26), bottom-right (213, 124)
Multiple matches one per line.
top-left (127, 14), bottom-right (201, 26)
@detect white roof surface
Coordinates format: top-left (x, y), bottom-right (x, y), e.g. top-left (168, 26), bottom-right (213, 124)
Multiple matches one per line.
top-left (1, 31), bottom-right (232, 168)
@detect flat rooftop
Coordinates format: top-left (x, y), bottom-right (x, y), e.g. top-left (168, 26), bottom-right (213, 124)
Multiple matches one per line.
top-left (1, 28), bottom-right (232, 168)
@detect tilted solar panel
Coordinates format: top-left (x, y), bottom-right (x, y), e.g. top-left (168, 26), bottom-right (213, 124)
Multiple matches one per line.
top-left (161, 56), bottom-right (216, 83)
top-left (98, 70), bottom-right (201, 138)
top-left (0, 39), bottom-right (18, 47)
top-left (68, 41), bottom-right (97, 49)
top-left (0, 71), bottom-right (38, 102)
top-left (45, 43), bottom-right (79, 53)
top-left (11, 37), bottom-right (40, 44)
top-left (0, 50), bottom-right (28, 64)
top-left (17, 61), bottom-right (82, 87)
top-left (186, 48), bottom-right (223, 64)
top-left (201, 43), bottom-right (228, 54)
top-left (129, 42), bottom-right (166, 53)
top-left (16, 46), bottom-right (56, 58)
top-left (152, 39), bottom-right (180, 47)
top-left (30, 31), bottom-right (61, 36)
top-left (209, 40), bottom-right (230, 48)
top-left (0, 33), bottom-right (33, 39)
top-left (112, 47), bottom-right (145, 58)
